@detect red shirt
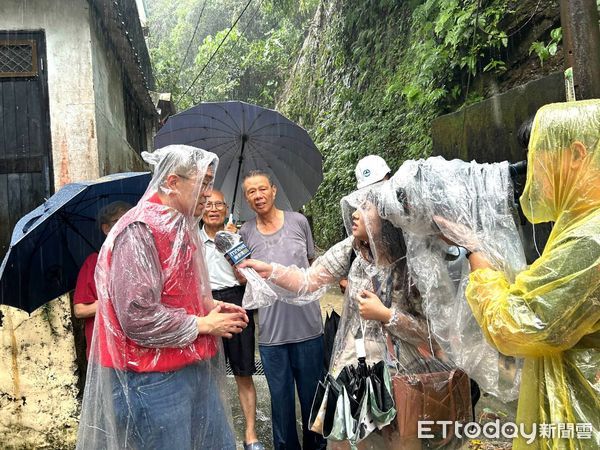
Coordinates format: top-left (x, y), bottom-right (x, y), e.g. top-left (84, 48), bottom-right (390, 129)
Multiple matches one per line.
top-left (96, 194), bottom-right (216, 372)
top-left (73, 252), bottom-right (98, 359)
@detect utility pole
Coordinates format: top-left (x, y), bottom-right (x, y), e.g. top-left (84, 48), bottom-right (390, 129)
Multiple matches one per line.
top-left (560, 0), bottom-right (600, 100)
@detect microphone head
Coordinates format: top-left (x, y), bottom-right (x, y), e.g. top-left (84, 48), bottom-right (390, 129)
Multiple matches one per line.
top-left (214, 231), bottom-right (240, 253)
top-left (214, 231), bottom-right (251, 265)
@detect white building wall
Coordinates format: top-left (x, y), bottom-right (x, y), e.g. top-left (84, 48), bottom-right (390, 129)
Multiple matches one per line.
top-left (0, 1), bottom-right (149, 446)
top-left (88, 10), bottom-right (148, 175)
top-left (0, 1), bottom-right (96, 445)
top-left (0, 0), bottom-right (100, 189)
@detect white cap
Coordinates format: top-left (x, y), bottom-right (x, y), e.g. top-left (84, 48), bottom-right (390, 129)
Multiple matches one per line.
top-left (355, 155), bottom-right (391, 189)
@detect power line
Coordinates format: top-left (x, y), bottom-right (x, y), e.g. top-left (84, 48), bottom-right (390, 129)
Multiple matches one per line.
top-left (238, 0), bottom-right (264, 39)
top-left (476, 0), bottom-right (543, 39)
top-left (172, 0), bottom-right (209, 93)
top-left (176, 0), bottom-right (254, 105)
top-left (198, 0), bottom-right (265, 101)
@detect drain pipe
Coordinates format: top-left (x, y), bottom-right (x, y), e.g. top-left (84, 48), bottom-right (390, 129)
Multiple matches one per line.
top-left (560, 0), bottom-right (600, 100)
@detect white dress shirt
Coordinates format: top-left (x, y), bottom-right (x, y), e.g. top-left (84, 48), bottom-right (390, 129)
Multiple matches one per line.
top-left (199, 226), bottom-right (240, 291)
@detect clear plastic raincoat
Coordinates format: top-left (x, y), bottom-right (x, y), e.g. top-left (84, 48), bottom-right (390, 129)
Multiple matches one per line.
top-left (262, 184), bottom-right (428, 376)
top-left (249, 184), bottom-right (465, 448)
top-left (76, 145), bottom-right (240, 449)
top-left (466, 100), bottom-right (600, 449)
top-left (329, 185), bottom-right (429, 378)
top-left (379, 157), bottom-right (524, 401)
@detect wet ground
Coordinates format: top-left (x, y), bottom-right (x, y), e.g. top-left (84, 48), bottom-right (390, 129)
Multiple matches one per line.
top-left (227, 287), bottom-right (343, 449)
top-left (227, 286), bottom-right (516, 449)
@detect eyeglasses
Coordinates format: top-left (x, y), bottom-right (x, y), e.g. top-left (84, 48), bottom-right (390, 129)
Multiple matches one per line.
top-left (205, 201), bottom-right (226, 210)
top-left (176, 173), bottom-right (213, 191)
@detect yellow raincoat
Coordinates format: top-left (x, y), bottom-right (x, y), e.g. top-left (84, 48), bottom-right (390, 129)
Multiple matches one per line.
top-left (466, 100), bottom-right (600, 449)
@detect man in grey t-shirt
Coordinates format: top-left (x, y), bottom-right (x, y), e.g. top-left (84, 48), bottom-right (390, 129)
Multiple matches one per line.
top-left (239, 170), bottom-right (326, 450)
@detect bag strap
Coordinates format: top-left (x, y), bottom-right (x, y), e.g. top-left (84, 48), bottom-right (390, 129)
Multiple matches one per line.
top-left (447, 368), bottom-right (469, 423)
top-left (447, 369), bottom-right (458, 423)
top-left (356, 315), bottom-right (368, 359)
top-left (434, 368), bottom-right (465, 447)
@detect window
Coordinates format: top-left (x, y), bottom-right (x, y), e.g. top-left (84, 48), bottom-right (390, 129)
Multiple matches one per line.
top-left (0, 40), bottom-right (38, 77)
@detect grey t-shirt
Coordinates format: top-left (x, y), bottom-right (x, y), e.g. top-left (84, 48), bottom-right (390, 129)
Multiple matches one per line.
top-left (239, 211), bottom-right (323, 345)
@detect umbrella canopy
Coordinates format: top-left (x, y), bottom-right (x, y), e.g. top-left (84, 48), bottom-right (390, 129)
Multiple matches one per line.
top-left (323, 310), bottom-right (341, 370)
top-left (317, 358), bottom-right (395, 444)
top-left (154, 101), bottom-right (323, 221)
top-left (0, 172), bottom-right (151, 313)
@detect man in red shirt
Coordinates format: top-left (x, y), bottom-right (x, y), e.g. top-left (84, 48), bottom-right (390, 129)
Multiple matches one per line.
top-left (73, 201), bottom-right (131, 359)
top-left (76, 145), bottom-right (248, 450)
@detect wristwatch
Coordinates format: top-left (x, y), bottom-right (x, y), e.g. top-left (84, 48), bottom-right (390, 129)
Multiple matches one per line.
top-left (463, 247), bottom-right (473, 258)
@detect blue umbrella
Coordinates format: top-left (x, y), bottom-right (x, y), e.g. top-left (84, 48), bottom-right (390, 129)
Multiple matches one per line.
top-left (0, 172), bottom-right (151, 313)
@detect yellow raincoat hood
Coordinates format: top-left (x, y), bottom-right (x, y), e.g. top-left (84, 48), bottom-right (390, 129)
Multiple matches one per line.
top-left (466, 100), bottom-right (600, 449)
top-left (521, 100), bottom-right (600, 224)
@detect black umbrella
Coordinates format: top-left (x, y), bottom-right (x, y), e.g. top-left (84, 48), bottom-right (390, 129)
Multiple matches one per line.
top-left (316, 357), bottom-right (396, 444)
top-left (154, 101), bottom-right (323, 221)
top-left (323, 310), bottom-right (340, 370)
top-left (0, 172), bottom-right (150, 313)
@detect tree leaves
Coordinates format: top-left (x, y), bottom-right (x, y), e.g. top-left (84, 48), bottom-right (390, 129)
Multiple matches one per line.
top-left (148, 0), bottom-right (316, 107)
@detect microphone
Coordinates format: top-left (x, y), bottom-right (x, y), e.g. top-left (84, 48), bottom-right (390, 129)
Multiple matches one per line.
top-left (214, 231), bottom-right (251, 265)
top-left (214, 231), bottom-right (277, 307)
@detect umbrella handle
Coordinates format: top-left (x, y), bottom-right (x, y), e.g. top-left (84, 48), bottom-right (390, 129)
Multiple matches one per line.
top-left (229, 213), bottom-right (234, 225)
top-left (355, 338), bottom-right (366, 359)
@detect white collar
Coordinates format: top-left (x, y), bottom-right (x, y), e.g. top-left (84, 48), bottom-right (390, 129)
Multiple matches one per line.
top-left (199, 226), bottom-right (212, 244)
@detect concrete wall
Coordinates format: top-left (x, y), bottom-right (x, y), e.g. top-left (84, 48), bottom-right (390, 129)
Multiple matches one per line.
top-left (431, 72), bottom-right (566, 163)
top-left (0, 298), bottom-right (79, 448)
top-left (431, 73), bottom-right (565, 263)
top-left (0, 0), bottom-right (101, 189)
top-left (0, 1), bottom-right (95, 447)
top-left (0, 1), bottom-right (149, 446)
top-left (89, 8), bottom-right (148, 175)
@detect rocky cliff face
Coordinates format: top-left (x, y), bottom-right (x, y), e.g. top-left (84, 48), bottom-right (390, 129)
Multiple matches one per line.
top-left (0, 297), bottom-right (79, 448)
top-left (278, 0), bottom-right (562, 248)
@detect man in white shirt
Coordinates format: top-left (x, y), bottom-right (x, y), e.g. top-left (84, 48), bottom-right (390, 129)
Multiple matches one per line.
top-left (201, 190), bottom-right (263, 450)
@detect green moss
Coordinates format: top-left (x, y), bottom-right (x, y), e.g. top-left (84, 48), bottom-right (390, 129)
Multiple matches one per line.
top-left (279, 0), bottom-right (514, 248)
top-left (41, 303), bottom-right (59, 337)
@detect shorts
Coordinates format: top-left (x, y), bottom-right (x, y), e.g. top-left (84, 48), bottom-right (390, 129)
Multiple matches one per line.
top-left (212, 285), bottom-right (256, 376)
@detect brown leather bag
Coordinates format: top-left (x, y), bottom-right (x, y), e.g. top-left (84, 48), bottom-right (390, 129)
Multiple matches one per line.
top-left (392, 367), bottom-right (471, 447)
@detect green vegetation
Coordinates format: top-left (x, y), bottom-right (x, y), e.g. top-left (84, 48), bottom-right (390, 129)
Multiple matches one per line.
top-left (148, 0), bottom-right (318, 109)
top-left (280, 0), bottom-right (520, 247)
top-left (148, 0), bottom-right (557, 248)
top-left (529, 27), bottom-right (562, 67)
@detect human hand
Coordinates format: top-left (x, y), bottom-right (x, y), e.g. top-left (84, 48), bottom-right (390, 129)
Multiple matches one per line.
top-left (339, 278), bottom-right (348, 294)
top-left (357, 290), bottom-right (392, 323)
top-left (232, 266), bottom-right (247, 284)
top-left (225, 222), bottom-right (237, 233)
top-left (237, 259), bottom-right (273, 279)
top-left (214, 300), bottom-right (249, 322)
top-left (197, 304), bottom-right (248, 338)
top-left (467, 251), bottom-right (493, 271)
top-left (432, 215), bottom-right (481, 250)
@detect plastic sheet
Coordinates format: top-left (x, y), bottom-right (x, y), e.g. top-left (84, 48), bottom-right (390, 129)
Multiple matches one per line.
top-left (242, 183), bottom-right (469, 448)
top-left (76, 145), bottom-right (246, 449)
top-left (213, 230), bottom-right (277, 309)
top-left (467, 100), bottom-right (600, 449)
top-left (379, 156), bottom-right (525, 401)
